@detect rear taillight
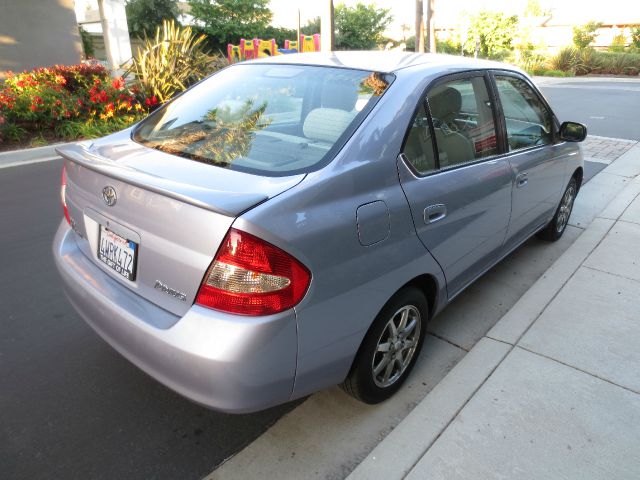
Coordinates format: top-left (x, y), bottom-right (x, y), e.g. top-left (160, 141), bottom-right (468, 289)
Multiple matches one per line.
top-left (61, 165), bottom-right (71, 225)
top-left (195, 228), bottom-right (311, 316)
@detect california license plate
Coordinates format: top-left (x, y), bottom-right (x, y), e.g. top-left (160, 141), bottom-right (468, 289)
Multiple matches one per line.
top-left (98, 225), bottom-right (138, 281)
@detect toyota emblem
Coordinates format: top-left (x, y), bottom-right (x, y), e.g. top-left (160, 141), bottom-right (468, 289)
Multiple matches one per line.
top-left (102, 186), bottom-right (117, 206)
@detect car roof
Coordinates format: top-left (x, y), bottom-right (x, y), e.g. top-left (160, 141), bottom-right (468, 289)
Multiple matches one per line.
top-left (248, 51), bottom-right (518, 75)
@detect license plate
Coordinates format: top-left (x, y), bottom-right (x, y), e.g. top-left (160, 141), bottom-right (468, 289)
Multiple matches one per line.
top-left (98, 225), bottom-right (138, 281)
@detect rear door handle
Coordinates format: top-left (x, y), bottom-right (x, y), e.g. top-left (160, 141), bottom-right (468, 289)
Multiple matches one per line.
top-left (424, 204), bottom-right (447, 224)
top-left (516, 172), bottom-right (528, 188)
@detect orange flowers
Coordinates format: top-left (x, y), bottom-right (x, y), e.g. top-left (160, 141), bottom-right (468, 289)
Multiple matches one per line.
top-left (111, 77), bottom-right (125, 90)
top-left (0, 63), bottom-right (151, 141)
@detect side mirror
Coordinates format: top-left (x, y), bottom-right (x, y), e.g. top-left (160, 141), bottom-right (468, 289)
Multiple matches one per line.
top-left (559, 121), bottom-right (587, 142)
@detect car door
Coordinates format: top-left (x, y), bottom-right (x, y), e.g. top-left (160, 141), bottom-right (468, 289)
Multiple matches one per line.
top-left (397, 72), bottom-right (513, 298)
top-left (491, 73), bottom-right (567, 250)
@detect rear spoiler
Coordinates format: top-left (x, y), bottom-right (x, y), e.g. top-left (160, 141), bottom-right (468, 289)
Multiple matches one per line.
top-left (56, 143), bottom-right (270, 217)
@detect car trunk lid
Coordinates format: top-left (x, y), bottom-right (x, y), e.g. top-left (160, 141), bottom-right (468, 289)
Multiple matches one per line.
top-left (57, 135), bottom-right (305, 317)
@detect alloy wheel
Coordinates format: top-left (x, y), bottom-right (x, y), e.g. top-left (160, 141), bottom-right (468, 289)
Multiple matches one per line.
top-left (371, 305), bottom-right (422, 388)
top-left (556, 183), bottom-right (576, 233)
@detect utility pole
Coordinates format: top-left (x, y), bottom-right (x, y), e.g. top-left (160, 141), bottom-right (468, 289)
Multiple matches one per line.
top-left (321, 0), bottom-right (334, 52)
top-left (297, 8), bottom-right (301, 47)
top-left (415, 0), bottom-right (425, 53)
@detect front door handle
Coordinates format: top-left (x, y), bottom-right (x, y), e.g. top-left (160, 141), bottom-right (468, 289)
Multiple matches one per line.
top-left (424, 204), bottom-right (447, 224)
top-left (516, 172), bottom-right (528, 188)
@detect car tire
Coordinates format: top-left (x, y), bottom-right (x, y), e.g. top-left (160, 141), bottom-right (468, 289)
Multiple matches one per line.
top-left (341, 287), bottom-right (428, 404)
top-left (537, 177), bottom-right (577, 242)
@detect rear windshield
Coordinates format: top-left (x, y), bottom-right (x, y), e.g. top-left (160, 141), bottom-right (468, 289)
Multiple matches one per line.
top-left (132, 64), bottom-right (393, 176)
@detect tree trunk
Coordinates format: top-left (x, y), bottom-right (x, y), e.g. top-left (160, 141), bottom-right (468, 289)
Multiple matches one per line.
top-left (321, 0), bottom-right (335, 52)
top-left (415, 0), bottom-right (425, 53)
top-left (426, 0), bottom-right (436, 53)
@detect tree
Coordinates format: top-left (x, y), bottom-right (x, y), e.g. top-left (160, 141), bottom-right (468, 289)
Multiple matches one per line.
top-left (334, 3), bottom-right (393, 50)
top-left (301, 17), bottom-right (321, 35)
top-left (261, 25), bottom-right (298, 46)
top-left (125, 0), bottom-right (180, 38)
top-left (632, 27), bottom-right (640, 49)
top-left (188, 0), bottom-right (272, 50)
top-left (464, 11), bottom-right (518, 58)
top-left (299, 4), bottom-right (392, 50)
top-left (524, 0), bottom-right (542, 17)
top-left (405, 35), bottom-right (415, 51)
top-left (572, 21), bottom-right (602, 49)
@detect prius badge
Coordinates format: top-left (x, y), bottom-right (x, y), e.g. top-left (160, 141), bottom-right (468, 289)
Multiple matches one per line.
top-left (102, 186), bottom-right (117, 206)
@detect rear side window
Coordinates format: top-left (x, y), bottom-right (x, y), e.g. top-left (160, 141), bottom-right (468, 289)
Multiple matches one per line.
top-left (403, 103), bottom-right (437, 174)
top-left (403, 75), bottom-right (498, 174)
top-left (494, 75), bottom-right (553, 150)
top-left (133, 64), bottom-right (392, 176)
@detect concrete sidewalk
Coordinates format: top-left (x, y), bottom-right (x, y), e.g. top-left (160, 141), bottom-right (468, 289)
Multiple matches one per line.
top-left (349, 148), bottom-right (640, 479)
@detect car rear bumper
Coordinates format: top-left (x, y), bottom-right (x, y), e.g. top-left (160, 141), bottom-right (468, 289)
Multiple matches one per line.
top-left (53, 222), bottom-right (298, 413)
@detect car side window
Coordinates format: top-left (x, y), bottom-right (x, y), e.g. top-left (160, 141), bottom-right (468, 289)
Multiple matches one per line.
top-left (402, 75), bottom-right (499, 174)
top-left (494, 75), bottom-right (553, 151)
top-left (403, 102), bottom-right (437, 174)
top-left (427, 76), bottom-right (498, 169)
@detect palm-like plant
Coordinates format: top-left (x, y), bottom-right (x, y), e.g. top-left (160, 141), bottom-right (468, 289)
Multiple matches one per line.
top-left (128, 20), bottom-right (218, 103)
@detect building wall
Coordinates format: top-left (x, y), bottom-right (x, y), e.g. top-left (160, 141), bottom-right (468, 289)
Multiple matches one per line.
top-left (88, 34), bottom-right (144, 64)
top-left (530, 25), bottom-right (640, 50)
top-left (0, 0), bottom-right (82, 79)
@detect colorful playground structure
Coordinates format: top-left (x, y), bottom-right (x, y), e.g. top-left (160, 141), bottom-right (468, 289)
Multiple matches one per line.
top-left (227, 34), bottom-right (321, 63)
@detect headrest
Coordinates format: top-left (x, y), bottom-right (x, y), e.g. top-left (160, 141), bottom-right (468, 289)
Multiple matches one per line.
top-left (429, 87), bottom-right (462, 121)
top-left (303, 108), bottom-right (355, 143)
top-left (321, 81), bottom-right (358, 111)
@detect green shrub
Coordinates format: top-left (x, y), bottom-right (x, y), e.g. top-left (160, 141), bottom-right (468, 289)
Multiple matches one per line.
top-left (436, 38), bottom-right (461, 55)
top-left (405, 35), bottom-right (415, 51)
top-left (127, 20), bottom-right (219, 104)
top-left (54, 116), bottom-right (137, 140)
top-left (548, 46), bottom-right (640, 76)
top-left (540, 69), bottom-right (572, 77)
top-left (515, 47), bottom-right (549, 72)
top-left (594, 51), bottom-right (640, 75)
top-left (574, 47), bottom-right (599, 75)
top-left (550, 46), bottom-right (577, 72)
top-left (609, 33), bottom-right (627, 53)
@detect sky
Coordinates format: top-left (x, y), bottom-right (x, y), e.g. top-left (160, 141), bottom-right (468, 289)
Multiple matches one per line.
top-left (269, 0), bottom-right (640, 39)
top-left (74, 0), bottom-right (640, 40)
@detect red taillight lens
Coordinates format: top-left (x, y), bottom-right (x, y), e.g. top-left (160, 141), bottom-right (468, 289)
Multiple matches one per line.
top-left (61, 165), bottom-right (71, 225)
top-left (195, 228), bottom-right (311, 316)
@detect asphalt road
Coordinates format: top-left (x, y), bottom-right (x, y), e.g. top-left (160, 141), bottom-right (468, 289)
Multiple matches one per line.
top-left (0, 78), bottom-right (633, 480)
top-left (0, 158), bottom-right (605, 480)
top-left (0, 159), bottom-right (300, 480)
top-left (539, 78), bottom-right (640, 141)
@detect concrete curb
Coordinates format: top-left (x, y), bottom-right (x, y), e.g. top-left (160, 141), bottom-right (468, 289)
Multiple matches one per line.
top-left (0, 142), bottom-right (71, 169)
top-left (347, 142), bottom-right (640, 480)
top-left (347, 338), bottom-right (511, 480)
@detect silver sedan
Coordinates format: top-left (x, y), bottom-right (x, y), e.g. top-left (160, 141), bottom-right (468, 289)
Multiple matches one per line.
top-left (53, 51), bottom-right (585, 412)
